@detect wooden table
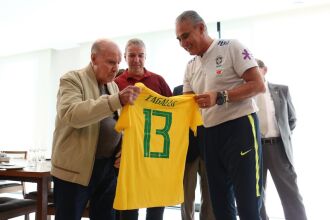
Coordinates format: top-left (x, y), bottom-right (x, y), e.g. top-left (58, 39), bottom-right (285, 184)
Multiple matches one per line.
top-left (0, 161), bottom-right (51, 220)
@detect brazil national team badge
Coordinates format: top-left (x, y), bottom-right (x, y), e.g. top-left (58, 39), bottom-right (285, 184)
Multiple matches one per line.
top-left (215, 55), bottom-right (224, 77)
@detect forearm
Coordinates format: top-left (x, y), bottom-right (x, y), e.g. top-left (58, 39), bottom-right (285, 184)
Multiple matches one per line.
top-left (58, 94), bottom-right (121, 128)
top-left (227, 80), bottom-right (265, 102)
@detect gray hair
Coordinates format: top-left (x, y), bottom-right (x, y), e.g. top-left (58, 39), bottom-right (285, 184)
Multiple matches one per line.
top-left (125, 38), bottom-right (146, 54)
top-left (255, 58), bottom-right (266, 68)
top-left (176, 10), bottom-right (207, 30)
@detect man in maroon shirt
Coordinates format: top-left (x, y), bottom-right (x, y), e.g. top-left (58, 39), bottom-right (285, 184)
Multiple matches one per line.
top-left (114, 38), bottom-right (172, 220)
top-left (115, 38), bottom-right (172, 97)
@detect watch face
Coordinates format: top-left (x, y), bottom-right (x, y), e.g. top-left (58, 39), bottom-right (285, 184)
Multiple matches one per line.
top-left (216, 92), bottom-right (224, 105)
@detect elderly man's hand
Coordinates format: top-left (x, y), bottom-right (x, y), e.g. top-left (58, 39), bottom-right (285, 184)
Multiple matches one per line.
top-left (119, 85), bottom-right (141, 105)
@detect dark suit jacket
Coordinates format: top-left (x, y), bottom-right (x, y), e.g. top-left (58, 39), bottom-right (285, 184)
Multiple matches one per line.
top-left (269, 83), bottom-right (297, 165)
top-left (173, 85), bottom-right (204, 162)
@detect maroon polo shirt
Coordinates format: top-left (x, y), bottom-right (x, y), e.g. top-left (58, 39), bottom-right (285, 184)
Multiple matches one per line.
top-left (114, 68), bottom-right (172, 97)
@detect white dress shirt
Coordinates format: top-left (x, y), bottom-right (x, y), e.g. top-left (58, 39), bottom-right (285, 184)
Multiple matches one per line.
top-left (255, 81), bottom-right (280, 138)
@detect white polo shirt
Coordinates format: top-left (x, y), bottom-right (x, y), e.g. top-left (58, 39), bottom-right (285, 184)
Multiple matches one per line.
top-left (183, 39), bottom-right (259, 127)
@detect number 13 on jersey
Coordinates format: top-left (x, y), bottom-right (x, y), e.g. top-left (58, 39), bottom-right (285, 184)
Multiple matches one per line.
top-left (143, 108), bottom-right (172, 159)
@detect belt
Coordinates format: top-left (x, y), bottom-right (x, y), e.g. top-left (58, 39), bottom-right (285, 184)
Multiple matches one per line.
top-left (261, 137), bottom-right (281, 145)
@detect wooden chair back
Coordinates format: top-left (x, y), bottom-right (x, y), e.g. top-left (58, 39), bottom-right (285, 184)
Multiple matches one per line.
top-left (1, 151), bottom-right (27, 159)
top-left (0, 151), bottom-right (27, 196)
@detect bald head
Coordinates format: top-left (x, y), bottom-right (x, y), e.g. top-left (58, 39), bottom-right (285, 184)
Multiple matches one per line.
top-left (91, 39), bottom-right (120, 56)
top-left (91, 38), bottom-right (122, 85)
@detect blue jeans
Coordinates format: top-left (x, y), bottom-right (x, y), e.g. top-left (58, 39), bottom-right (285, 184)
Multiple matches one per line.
top-left (53, 158), bottom-right (117, 220)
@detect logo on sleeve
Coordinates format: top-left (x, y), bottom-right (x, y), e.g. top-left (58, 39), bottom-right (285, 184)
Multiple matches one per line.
top-left (242, 49), bottom-right (252, 60)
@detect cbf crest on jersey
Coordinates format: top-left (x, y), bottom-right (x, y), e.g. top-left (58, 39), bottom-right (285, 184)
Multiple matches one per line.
top-left (215, 55), bottom-right (224, 77)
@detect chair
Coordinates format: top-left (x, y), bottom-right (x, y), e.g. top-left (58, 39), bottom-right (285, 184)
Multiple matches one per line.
top-left (0, 151), bottom-right (30, 220)
top-left (0, 197), bottom-right (36, 220)
top-left (1, 151), bottom-right (27, 160)
top-left (0, 181), bottom-right (24, 194)
top-left (0, 151), bottom-right (27, 197)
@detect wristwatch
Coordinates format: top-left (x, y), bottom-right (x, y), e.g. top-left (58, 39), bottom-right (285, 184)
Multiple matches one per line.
top-left (216, 90), bottom-right (229, 105)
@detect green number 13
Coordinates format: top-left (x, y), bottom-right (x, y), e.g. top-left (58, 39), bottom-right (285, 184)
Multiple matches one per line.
top-left (143, 109), bottom-right (172, 158)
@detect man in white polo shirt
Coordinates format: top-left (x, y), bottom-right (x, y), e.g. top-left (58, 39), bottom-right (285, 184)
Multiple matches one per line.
top-left (175, 10), bottom-right (266, 220)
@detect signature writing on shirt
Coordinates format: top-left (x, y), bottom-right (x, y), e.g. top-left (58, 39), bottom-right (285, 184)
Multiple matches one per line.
top-left (145, 95), bottom-right (177, 107)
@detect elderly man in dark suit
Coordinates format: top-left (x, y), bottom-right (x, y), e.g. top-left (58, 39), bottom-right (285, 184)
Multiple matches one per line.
top-left (255, 59), bottom-right (307, 220)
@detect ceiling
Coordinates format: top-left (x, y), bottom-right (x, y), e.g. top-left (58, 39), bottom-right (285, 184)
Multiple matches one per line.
top-left (1, 0), bottom-right (329, 57)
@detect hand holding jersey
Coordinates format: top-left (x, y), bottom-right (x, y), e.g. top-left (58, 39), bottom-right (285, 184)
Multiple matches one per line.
top-left (194, 92), bottom-right (217, 108)
top-left (118, 85), bottom-right (141, 105)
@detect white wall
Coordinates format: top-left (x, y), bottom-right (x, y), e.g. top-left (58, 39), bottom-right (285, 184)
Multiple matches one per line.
top-left (1, 4), bottom-right (329, 219)
top-left (0, 50), bottom-right (52, 151)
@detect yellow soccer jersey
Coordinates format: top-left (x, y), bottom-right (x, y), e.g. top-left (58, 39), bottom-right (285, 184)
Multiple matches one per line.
top-left (114, 82), bottom-right (203, 210)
